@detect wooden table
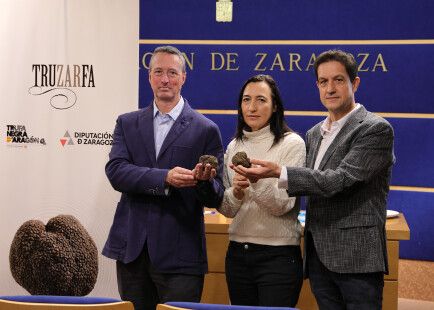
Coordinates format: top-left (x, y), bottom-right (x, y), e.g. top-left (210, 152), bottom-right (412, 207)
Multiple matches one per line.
top-left (201, 212), bottom-right (410, 310)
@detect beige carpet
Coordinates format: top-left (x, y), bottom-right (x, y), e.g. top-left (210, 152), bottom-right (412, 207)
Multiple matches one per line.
top-left (398, 298), bottom-right (434, 310)
top-left (398, 259), bottom-right (434, 301)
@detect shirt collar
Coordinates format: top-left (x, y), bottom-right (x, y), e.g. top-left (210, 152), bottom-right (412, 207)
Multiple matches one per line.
top-left (153, 96), bottom-right (185, 121)
top-left (320, 103), bottom-right (361, 136)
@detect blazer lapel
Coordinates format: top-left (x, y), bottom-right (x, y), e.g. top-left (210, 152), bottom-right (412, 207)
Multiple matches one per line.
top-left (138, 105), bottom-right (157, 166)
top-left (318, 105), bottom-right (368, 170)
top-left (307, 126), bottom-right (323, 169)
top-left (157, 101), bottom-right (193, 161)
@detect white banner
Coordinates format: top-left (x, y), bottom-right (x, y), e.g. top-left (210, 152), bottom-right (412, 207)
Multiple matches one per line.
top-left (0, 0), bottom-right (138, 297)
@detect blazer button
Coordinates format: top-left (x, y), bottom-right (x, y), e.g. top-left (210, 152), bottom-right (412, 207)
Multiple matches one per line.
top-left (244, 244), bottom-right (249, 250)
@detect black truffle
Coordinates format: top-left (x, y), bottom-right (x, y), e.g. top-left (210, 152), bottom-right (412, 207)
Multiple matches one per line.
top-left (199, 155), bottom-right (218, 169)
top-left (9, 215), bottom-right (98, 296)
top-left (231, 151), bottom-right (251, 168)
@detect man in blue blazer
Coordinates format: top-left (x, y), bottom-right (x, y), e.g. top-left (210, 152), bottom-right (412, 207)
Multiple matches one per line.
top-left (233, 50), bottom-right (395, 310)
top-left (103, 46), bottom-right (224, 310)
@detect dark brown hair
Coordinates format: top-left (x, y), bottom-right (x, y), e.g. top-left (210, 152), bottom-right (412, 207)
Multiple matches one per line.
top-left (314, 49), bottom-right (358, 82)
top-left (235, 74), bottom-right (291, 145)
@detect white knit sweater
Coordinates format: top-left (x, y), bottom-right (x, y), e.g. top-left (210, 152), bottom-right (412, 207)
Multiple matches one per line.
top-left (219, 125), bottom-right (306, 246)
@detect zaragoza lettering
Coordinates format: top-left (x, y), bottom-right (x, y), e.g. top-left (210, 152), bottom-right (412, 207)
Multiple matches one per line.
top-left (141, 51), bottom-right (387, 72)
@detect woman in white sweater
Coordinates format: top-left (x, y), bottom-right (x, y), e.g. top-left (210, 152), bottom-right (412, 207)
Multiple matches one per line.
top-left (218, 74), bottom-right (306, 307)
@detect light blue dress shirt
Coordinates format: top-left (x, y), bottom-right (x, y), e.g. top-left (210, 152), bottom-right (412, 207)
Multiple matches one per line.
top-left (153, 97), bottom-right (184, 159)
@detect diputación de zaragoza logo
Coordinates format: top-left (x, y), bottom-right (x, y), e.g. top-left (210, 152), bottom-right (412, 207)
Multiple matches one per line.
top-left (60, 130), bottom-right (113, 147)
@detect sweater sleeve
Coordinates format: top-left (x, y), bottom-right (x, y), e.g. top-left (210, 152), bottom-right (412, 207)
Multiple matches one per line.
top-left (217, 141), bottom-right (245, 218)
top-left (250, 134), bottom-right (306, 216)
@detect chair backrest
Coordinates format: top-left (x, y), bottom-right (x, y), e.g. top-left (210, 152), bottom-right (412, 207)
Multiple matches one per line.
top-left (0, 296), bottom-right (134, 310)
top-left (164, 302), bottom-right (298, 310)
top-left (157, 304), bottom-right (190, 310)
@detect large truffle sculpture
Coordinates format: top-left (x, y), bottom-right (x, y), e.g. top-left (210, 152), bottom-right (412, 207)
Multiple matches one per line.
top-left (199, 154), bottom-right (218, 169)
top-left (231, 151), bottom-right (251, 168)
top-left (9, 214), bottom-right (98, 296)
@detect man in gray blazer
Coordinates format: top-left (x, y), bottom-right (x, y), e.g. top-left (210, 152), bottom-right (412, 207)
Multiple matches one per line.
top-left (233, 50), bottom-right (395, 310)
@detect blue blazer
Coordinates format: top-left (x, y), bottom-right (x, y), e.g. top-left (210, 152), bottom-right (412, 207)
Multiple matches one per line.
top-left (102, 101), bottom-right (224, 275)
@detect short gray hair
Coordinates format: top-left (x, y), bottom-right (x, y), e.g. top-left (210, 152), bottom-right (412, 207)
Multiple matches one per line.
top-left (149, 45), bottom-right (186, 72)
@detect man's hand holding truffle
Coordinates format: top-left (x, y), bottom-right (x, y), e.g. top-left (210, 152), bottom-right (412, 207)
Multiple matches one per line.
top-left (194, 155), bottom-right (218, 181)
top-left (232, 158), bottom-right (282, 183)
top-left (165, 167), bottom-right (197, 188)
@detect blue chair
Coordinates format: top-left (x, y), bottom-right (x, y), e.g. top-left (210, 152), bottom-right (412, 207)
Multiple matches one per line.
top-left (162, 302), bottom-right (298, 310)
top-left (0, 295), bottom-right (133, 310)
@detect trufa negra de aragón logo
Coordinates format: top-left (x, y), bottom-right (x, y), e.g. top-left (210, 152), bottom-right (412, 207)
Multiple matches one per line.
top-left (6, 125), bottom-right (46, 146)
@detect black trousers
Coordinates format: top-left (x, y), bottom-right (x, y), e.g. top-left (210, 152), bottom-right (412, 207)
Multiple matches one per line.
top-left (116, 245), bottom-right (204, 310)
top-left (306, 232), bottom-right (384, 310)
top-left (225, 241), bottom-right (303, 307)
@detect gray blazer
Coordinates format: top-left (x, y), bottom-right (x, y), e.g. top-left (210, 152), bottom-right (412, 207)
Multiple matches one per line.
top-left (286, 105), bottom-right (394, 275)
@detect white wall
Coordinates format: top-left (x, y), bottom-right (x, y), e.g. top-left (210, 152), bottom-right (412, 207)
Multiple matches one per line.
top-left (0, 0), bottom-right (139, 297)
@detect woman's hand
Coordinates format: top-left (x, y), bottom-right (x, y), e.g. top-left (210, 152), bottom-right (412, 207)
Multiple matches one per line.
top-left (232, 172), bottom-right (250, 200)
